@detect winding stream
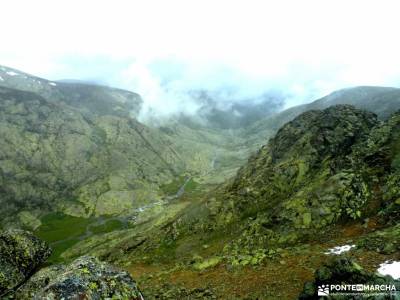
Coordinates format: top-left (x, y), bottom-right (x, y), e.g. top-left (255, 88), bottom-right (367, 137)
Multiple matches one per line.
top-left (51, 176), bottom-right (193, 248)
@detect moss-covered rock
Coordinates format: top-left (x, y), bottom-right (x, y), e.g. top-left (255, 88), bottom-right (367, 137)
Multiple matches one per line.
top-left (0, 230), bottom-right (143, 299)
top-left (0, 229), bottom-right (51, 296)
top-left (16, 256), bottom-right (143, 299)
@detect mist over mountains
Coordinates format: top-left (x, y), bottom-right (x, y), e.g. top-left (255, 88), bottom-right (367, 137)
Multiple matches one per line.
top-left (3, 0), bottom-right (400, 128)
top-left (1, 62), bottom-right (400, 298)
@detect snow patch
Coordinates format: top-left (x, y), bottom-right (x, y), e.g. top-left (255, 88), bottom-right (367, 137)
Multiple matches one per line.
top-left (378, 261), bottom-right (400, 279)
top-left (324, 244), bottom-right (356, 255)
top-left (0, 76), bottom-right (3, 81)
top-left (6, 71), bottom-right (18, 76)
top-left (49, 82), bottom-right (57, 86)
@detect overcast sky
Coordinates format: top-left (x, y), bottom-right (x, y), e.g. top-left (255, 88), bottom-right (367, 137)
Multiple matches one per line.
top-left (1, 0), bottom-right (400, 117)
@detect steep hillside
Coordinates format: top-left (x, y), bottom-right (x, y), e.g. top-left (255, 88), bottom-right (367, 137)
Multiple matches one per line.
top-left (0, 85), bottom-right (187, 227)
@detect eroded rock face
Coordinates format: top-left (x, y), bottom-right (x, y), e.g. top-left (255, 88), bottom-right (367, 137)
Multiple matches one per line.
top-left (229, 105), bottom-right (379, 222)
top-left (224, 106), bottom-right (400, 230)
top-left (298, 257), bottom-right (400, 299)
top-left (0, 229), bottom-right (51, 296)
top-left (16, 256), bottom-right (143, 300)
top-left (0, 230), bottom-right (142, 299)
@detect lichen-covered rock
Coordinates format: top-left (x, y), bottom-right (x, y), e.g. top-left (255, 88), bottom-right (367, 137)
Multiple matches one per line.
top-left (0, 229), bottom-right (51, 296)
top-left (16, 256), bottom-right (143, 299)
top-left (352, 110), bottom-right (400, 223)
top-left (298, 257), bottom-right (400, 299)
top-left (229, 105), bottom-right (379, 225)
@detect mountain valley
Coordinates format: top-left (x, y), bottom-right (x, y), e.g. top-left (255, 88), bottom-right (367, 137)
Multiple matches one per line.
top-left (0, 65), bottom-right (400, 299)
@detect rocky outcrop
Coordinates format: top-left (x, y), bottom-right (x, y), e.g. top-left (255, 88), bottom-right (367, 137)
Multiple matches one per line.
top-left (298, 257), bottom-right (400, 299)
top-left (16, 256), bottom-right (143, 300)
top-left (226, 106), bottom-right (400, 228)
top-left (205, 106), bottom-right (400, 266)
top-left (0, 230), bottom-right (143, 299)
top-left (0, 229), bottom-right (51, 296)
top-left (229, 105), bottom-right (379, 222)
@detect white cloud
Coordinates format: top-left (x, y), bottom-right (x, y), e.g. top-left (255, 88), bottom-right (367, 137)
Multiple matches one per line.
top-left (1, 0), bottom-right (400, 117)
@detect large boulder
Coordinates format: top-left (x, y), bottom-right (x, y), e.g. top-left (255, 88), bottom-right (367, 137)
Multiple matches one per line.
top-left (16, 256), bottom-right (143, 299)
top-left (0, 229), bottom-right (51, 296)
